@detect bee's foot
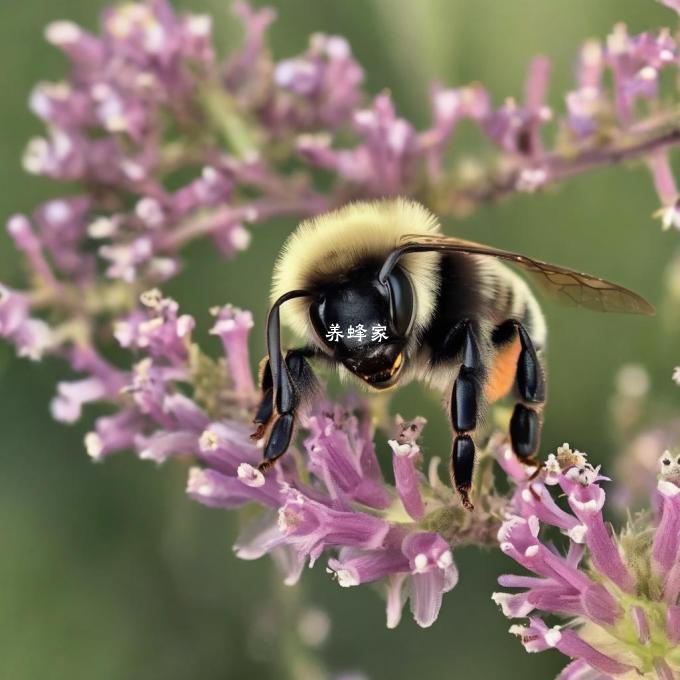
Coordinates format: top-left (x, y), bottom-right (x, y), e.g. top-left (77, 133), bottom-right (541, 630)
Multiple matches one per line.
top-left (258, 459), bottom-right (276, 473)
top-left (250, 423), bottom-right (266, 441)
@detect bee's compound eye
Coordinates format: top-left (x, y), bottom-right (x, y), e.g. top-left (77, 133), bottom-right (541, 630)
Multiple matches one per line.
top-left (309, 297), bottom-right (331, 347)
top-left (385, 266), bottom-right (415, 336)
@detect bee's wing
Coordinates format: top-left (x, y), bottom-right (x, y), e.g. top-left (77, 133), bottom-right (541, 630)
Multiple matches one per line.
top-left (399, 233), bottom-right (655, 315)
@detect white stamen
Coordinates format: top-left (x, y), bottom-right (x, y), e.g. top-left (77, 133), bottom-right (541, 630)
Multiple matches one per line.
top-left (134, 72), bottom-right (156, 90)
top-left (45, 200), bottom-right (70, 224)
top-left (45, 21), bottom-right (82, 46)
top-left (138, 318), bottom-right (163, 342)
top-left (135, 198), bottom-right (164, 228)
top-left (29, 87), bottom-right (52, 119)
top-left (57, 135), bottom-right (75, 167)
top-left (243, 207), bottom-right (259, 223)
top-left (582, 40), bottom-right (602, 66)
top-left (567, 524), bottom-right (588, 543)
top-left (7, 215), bottom-right (29, 239)
top-left (335, 568), bottom-right (359, 587)
top-left (201, 166), bottom-right (220, 184)
top-left (141, 22), bottom-right (165, 53)
top-left (516, 168), bottom-right (547, 193)
top-left (22, 137), bottom-right (50, 174)
top-left (638, 66), bottom-right (657, 81)
top-left (91, 83), bottom-right (112, 102)
top-left (570, 498), bottom-right (599, 512)
top-left (388, 439), bottom-right (413, 457)
top-left (524, 545), bottom-right (539, 557)
top-left (435, 89), bottom-right (460, 119)
top-left (544, 628), bottom-right (562, 647)
top-left (112, 320), bottom-right (134, 348)
top-left (187, 467), bottom-right (214, 497)
top-left (354, 109), bottom-right (377, 127)
top-left (121, 160), bottom-right (145, 182)
top-left (492, 592), bottom-right (533, 618)
top-left (140, 288), bottom-right (163, 309)
top-left (661, 205), bottom-right (680, 231)
top-left (387, 120), bottom-right (410, 153)
top-left (413, 553), bottom-right (429, 573)
top-left (658, 479), bottom-right (680, 497)
top-left (199, 429), bottom-right (219, 452)
top-left (528, 515), bottom-right (540, 536)
top-left (436, 550), bottom-right (453, 569)
top-left (84, 432), bottom-right (104, 460)
top-left (237, 463), bottom-right (265, 488)
top-left (565, 463), bottom-right (597, 486)
top-left (324, 36), bottom-right (350, 60)
top-left (148, 258), bottom-right (177, 279)
top-left (187, 14), bottom-right (212, 37)
top-left (176, 315), bottom-right (194, 338)
top-left (230, 225), bottom-right (251, 251)
top-left (87, 217), bottom-right (118, 239)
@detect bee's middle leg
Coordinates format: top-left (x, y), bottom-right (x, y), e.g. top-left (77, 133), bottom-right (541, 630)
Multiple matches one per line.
top-left (447, 320), bottom-right (488, 511)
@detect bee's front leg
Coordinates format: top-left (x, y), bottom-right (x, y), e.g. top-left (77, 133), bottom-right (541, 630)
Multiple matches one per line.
top-left (251, 357), bottom-right (274, 441)
top-left (252, 348), bottom-right (318, 472)
top-left (447, 320), bottom-right (489, 511)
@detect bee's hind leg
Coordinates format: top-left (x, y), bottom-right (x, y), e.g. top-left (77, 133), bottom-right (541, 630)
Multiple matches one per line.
top-left (506, 320), bottom-right (546, 471)
top-left (255, 348), bottom-right (318, 472)
top-left (447, 321), bottom-right (489, 512)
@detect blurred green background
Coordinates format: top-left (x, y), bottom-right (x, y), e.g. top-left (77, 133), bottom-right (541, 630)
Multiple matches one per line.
top-left (1, 1), bottom-right (678, 679)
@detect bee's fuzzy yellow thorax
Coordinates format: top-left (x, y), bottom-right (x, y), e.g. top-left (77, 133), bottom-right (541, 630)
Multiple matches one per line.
top-left (271, 198), bottom-right (443, 345)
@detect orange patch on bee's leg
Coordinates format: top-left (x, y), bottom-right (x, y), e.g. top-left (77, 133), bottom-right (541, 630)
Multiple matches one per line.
top-left (486, 337), bottom-right (521, 403)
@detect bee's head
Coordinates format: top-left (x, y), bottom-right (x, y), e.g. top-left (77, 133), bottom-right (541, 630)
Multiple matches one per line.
top-left (309, 262), bottom-right (415, 389)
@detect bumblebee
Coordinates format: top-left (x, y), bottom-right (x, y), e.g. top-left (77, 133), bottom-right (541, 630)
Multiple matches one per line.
top-left (251, 199), bottom-right (653, 509)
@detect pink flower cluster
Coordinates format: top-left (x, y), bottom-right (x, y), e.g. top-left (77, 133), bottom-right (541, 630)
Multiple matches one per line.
top-left (82, 289), bottom-right (477, 628)
top-left (495, 443), bottom-right (680, 678)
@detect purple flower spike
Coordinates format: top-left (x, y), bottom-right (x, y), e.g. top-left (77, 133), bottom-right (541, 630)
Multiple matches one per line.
top-left (497, 445), bottom-right (680, 677)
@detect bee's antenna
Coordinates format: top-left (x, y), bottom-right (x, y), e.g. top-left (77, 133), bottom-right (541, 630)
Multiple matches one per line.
top-left (266, 289), bottom-right (313, 405)
top-left (378, 244), bottom-right (437, 284)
